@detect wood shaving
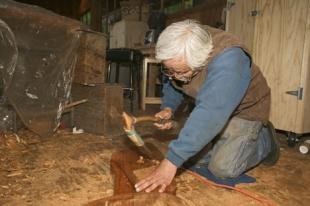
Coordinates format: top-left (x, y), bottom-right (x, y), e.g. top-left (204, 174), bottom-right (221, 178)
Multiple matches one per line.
top-left (7, 171), bottom-right (23, 177)
top-left (136, 156), bottom-right (144, 164)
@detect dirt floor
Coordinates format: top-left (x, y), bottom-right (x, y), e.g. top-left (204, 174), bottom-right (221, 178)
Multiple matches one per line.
top-left (0, 107), bottom-right (310, 206)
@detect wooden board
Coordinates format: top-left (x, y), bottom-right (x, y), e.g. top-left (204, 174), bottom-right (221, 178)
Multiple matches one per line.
top-left (225, 0), bottom-right (257, 53)
top-left (253, 0), bottom-right (308, 132)
top-left (86, 149), bottom-right (181, 206)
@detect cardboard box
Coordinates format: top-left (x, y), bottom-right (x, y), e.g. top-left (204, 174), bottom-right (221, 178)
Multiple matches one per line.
top-left (109, 20), bottom-right (148, 49)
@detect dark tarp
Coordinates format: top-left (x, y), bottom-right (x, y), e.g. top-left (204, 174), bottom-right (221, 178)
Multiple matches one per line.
top-left (0, 0), bottom-right (86, 136)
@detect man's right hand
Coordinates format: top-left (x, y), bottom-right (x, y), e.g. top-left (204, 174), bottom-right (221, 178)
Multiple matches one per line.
top-left (154, 107), bottom-right (173, 130)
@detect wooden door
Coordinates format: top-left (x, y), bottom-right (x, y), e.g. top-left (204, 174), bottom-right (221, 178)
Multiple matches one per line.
top-left (226, 0), bottom-right (310, 133)
top-left (296, 4), bottom-right (310, 134)
top-left (225, 0), bottom-right (257, 53)
top-left (253, 0), bottom-right (309, 133)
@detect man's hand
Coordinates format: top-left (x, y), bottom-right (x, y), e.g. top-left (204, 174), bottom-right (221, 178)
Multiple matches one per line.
top-left (135, 159), bottom-right (177, 193)
top-left (154, 107), bottom-right (173, 130)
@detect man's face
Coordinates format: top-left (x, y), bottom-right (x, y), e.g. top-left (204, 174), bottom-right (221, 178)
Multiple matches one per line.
top-left (162, 57), bottom-right (195, 82)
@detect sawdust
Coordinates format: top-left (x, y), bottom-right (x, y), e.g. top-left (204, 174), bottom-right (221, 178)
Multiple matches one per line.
top-left (0, 132), bottom-right (26, 150)
top-left (0, 129), bottom-right (309, 205)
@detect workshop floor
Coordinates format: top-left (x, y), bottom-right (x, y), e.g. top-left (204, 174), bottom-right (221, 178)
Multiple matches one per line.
top-left (0, 105), bottom-right (309, 206)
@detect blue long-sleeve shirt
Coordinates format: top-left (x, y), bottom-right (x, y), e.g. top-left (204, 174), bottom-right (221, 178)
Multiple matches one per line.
top-left (161, 47), bottom-right (252, 167)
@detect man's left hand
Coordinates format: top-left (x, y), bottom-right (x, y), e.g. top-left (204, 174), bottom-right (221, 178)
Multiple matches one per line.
top-left (135, 159), bottom-right (177, 193)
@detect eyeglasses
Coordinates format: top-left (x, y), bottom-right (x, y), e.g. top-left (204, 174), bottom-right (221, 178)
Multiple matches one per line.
top-left (161, 67), bottom-right (187, 76)
top-left (160, 66), bottom-right (199, 82)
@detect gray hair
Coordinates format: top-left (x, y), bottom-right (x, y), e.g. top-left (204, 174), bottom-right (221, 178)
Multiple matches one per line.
top-left (155, 19), bottom-right (213, 70)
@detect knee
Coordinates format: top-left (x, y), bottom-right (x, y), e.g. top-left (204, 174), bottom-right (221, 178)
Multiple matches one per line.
top-left (208, 160), bottom-right (243, 178)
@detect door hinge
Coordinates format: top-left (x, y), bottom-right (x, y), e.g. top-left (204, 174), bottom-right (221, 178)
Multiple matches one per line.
top-left (286, 87), bottom-right (303, 100)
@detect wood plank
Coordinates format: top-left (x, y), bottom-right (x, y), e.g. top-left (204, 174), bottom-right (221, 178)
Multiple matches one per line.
top-left (296, 1), bottom-right (310, 134)
top-left (225, 0), bottom-right (257, 53)
top-left (86, 148), bottom-right (178, 206)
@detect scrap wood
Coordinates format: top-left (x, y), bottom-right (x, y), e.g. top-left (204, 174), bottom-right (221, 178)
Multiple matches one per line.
top-left (13, 133), bottom-right (20, 143)
top-left (62, 99), bottom-right (88, 113)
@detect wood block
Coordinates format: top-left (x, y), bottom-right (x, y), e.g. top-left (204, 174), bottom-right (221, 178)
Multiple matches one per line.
top-left (74, 49), bottom-right (106, 84)
top-left (80, 31), bottom-right (107, 53)
top-left (71, 83), bottom-right (123, 136)
top-left (74, 31), bottom-right (107, 84)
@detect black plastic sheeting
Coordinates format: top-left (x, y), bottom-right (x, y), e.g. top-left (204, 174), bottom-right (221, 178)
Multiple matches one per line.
top-left (0, 0), bottom-right (85, 136)
top-left (0, 19), bottom-right (17, 93)
top-left (0, 18), bottom-right (19, 131)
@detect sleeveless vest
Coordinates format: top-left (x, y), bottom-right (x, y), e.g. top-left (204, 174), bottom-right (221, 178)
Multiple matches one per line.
top-left (171, 26), bottom-right (270, 121)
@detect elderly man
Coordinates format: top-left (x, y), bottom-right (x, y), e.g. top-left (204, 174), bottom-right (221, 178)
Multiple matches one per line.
top-left (135, 20), bottom-right (279, 193)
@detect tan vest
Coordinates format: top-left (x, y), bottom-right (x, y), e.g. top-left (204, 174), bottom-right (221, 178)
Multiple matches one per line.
top-left (171, 26), bottom-right (271, 121)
